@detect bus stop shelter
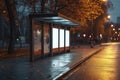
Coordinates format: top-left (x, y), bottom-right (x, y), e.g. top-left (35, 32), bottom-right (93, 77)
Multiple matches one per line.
top-left (29, 13), bottom-right (80, 62)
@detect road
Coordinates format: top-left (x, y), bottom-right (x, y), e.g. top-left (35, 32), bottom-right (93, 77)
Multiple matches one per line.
top-left (64, 42), bottom-right (120, 80)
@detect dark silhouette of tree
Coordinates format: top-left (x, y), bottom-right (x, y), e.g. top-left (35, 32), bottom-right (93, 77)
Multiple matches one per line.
top-left (5, 0), bottom-right (17, 53)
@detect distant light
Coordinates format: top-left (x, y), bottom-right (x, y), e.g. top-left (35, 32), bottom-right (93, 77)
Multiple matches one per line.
top-left (107, 15), bottom-right (111, 19)
top-left (111, 24), bottom-right (113, 27)
top-left (100, 34), bottom-right (103, 38)
top-left (113, 28), bottom-right (115, 31)
top-left (3, 10), bottom-right (6, 14)
top-left (78, 34), bottom-right (80, 37)
top-left (115, 32), bottom-right (117, 34)
top-left (83, 34), bottom-right (86, 37)
top-left (16, 38), bottom-right (19, 41)
top-left (102, 0), bottom-right (107, 2)
top-left (118, 28), bottom-right (120, 30)
top-left (89, 35), bottom-right (92, 38)
top-left (37, 30), bottom-right (41, 35)
top-left (78, 33), bottom-right (80, 37)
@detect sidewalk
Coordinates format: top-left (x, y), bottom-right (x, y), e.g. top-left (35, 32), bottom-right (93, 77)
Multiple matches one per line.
top-left (0, 45), bottom-right (104, 80)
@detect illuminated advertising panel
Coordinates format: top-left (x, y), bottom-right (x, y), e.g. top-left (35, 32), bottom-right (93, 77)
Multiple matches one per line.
top-left (60, 29), bottom-right (64, 51)
top-left (66, 30), bottom-right (70, 47)
top-left (32, 19), bottom-right (42, 56)
top-left (52, 28), bottom-right (58, 53)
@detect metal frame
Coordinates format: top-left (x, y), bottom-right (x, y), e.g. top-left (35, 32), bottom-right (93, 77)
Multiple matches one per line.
top-left (29, 13), bottom-right (79, 62)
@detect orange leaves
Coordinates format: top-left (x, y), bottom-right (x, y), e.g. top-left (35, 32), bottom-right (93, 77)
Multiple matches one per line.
top-left (58, 0), bottom-right (107, 26)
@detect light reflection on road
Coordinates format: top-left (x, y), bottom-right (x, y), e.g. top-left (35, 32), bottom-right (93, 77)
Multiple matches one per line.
top-left (67, 42), bottom-right (120, 80)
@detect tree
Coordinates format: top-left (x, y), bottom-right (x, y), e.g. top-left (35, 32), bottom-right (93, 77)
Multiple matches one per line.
top-left (93, 0), bottom-right (113, 38)
top-left (55, 0), bottom-right (105, 35)
top-left (5, 0), bottom-right (17, 53)
top-left (56, 0), bottom-right (113, 39)
top-left (57, 0), bottom-right (104, 25)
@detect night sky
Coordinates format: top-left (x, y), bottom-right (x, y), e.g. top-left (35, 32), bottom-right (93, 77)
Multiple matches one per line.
top-left (108, 0), bottom-right (120, 23)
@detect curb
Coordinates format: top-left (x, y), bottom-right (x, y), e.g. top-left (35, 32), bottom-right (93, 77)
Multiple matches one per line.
top-left (54, 47), bottom-right (104, 80)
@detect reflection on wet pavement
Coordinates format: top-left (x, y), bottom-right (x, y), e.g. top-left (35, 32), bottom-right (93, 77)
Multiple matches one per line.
top-left (67, 43), bottom-right (120, 80)
top-left (0, 52), bottom-right (81, 80)
top-left (0, 45), bottom-right (102, 80)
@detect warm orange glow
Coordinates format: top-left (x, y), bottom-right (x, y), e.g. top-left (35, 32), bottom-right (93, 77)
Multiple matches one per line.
top-left (118, 28), bottom-right (120, 30)
top-left (111, 24), bottom-right (113, 27)
top-left (113, 28), bottom-right (115, 31)
top-left (102, 0), bottom-right (107, 2)
top-left (115, 32), bottom-right (117, 34)
top-left (107, 15), bottom-right (111, 19)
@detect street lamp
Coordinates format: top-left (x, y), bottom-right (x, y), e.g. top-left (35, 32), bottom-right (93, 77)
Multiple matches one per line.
top-left (113, 28), bottom-right (115, 31)
top-left (83, 34), bottom-right (86, 37)
top-left (107, 15), bottom-right (111, 19)
top-left (102, 0), bottom-right (107, 2)
top-left (111, 24), bottom-right (113, 27)
top-left (106, 15), bottom-right (111, 22)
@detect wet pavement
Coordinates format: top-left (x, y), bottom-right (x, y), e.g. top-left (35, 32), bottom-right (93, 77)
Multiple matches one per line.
top-left (65, 42), bottom-right (120, 80)
top-left (0, 45), bottom-right (104, 80)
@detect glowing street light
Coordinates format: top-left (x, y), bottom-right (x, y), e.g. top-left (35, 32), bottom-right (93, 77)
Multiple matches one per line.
top-left (100, 34), bottom-right (103, 38)
top-left (105, 15), bottom-right (111, 22)
top-left (113, 28), bottom-right (115, 31)
top-left (102, 0), bottom-right (108, 2)
top-left (111, 24), bottom-right (114, 27)
top-left (83, 34), bottom-right (86, 37)
top-left (107, 15), bottom-right (111, 19)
